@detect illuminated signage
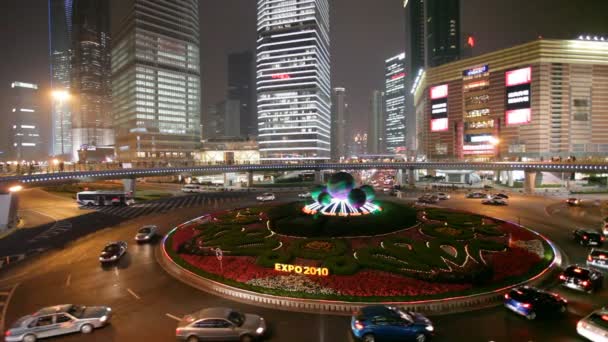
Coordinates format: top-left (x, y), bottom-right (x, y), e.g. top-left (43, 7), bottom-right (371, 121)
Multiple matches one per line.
top-left (271, 74), bottom-right (291, 80)
top-left (505, 67), bottom-right (532, 125)
top-left (431, 102), bottom-right (447, 115)
top-left (506, 108), bottom-right (531, 125)
top-left (391, 72), bottom-right (406, 80)
top-left (275, 263), bottom-right (329, 276)
top-left (430, 84), bottom-right (448, 99)
top-left (463, 144), bottom-right (494, 151)
top-left (431, 118), bottom-right (449, 132)
top-left (462, 64), bottom-right (488, 77)
top-left (465, 134), bottom-right (494, 143)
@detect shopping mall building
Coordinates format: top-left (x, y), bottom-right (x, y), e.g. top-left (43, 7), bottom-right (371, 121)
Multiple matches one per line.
top-left (412, 38), bottom-right (608, 161)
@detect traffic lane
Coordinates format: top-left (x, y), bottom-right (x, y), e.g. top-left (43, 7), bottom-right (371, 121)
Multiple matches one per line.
top-left (546, 201), bottom-right (603, 228)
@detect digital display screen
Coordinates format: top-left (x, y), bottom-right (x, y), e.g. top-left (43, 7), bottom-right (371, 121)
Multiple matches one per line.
top-left (431, 118), bottom-right (449, 132)
top-left (505, 108), bottom-right (531, 125)
top-left (430, 84), bottom-right (448, 100)
top-left (505, 67), bottom-right (532, 125)
top-left (463, 64), bottom-right (489, 77)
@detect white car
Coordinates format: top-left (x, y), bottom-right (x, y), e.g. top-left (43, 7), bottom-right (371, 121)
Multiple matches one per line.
top-left (256, 193), bottom-right (276, 202)
top-left (182, 184), bottom-right (202, 193)
top-left (577, 308), bottom-right (608, 342)
top-left (435, 192), bottom-right (450, 200)
top-left (298, 192), bottom-right (311, 199)
top-left (135, 225), bottom-right (157, 243)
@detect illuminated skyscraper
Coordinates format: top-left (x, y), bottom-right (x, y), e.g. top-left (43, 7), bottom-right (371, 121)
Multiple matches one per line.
top-left (385, 53), bottom-right (407, 153)
top-left (112, 0), bottom-right (201, 161)
top-left (331, 87), bottom-right (348, 160)
top-left (426, 0), bottom-right (460, 67)
top-left (9, 82), bottom-right (43, 161)
top-left (256, 0), bottom-right (332, 162)
top-left (368, 90), bottom-right (385, 154)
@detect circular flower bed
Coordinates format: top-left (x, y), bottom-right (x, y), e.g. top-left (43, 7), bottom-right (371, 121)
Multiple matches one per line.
top-left (164, 202), bottom-right (554, 302)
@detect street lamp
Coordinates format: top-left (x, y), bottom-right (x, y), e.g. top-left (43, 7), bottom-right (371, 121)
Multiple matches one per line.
top-left (51, 90), bottom-right (71, 156)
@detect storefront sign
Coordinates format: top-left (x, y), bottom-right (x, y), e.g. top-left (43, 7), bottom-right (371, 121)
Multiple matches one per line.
top-left (463, 64), bottom-right (489, 77)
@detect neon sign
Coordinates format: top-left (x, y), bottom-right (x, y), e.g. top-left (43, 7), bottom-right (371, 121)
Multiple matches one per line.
top-left (505, 67), bottom-right (531, 87)
top-left (271, 74), bottom-right (291, 80)
top-left (462, 64), bottom-right (488, 77)
top-left (391, 72), bottom-right (405, 80)
top-left (506, 108), bottom-right (531, 125)
top-left (431, 118), bottom-right (449, 132)
top-left (430, 84), bottom-right (448, 99)
top-left (275, 263), bottom-right (329, 276)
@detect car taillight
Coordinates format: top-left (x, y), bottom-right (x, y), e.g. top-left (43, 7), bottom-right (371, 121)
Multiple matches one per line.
top-left (559, 275), bottom-right (566, 280)
top-left (582, 280), bottom-right (590, 287)
top-left (5, 330), bottom-right (11, 337)
top-left (602, 236), bottom-right (605, 241)
top-left (504, 293), bottom-right (509, 299)
top-left (176, 328), bottom-right (182, 335)
top-left (521, 303), bottom-right (532, 309)
top-left (584, 236), bottom-right (589, 240)
top-left (354, 321), bottom-right (365, 330)
top-left (588, 256), bottom-right (593, 262)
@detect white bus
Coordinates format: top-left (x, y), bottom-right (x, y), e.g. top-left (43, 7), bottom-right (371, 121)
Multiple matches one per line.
top-left (76, 190), bottom-right (135, 207)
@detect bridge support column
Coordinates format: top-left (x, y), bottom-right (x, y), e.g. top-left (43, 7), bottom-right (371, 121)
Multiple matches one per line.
top-left (0, 192), bottom-right (19, 232)
top-left (314, 170), bottom-right (323, 185)
top-left (524, 171), bottom-right (536, 194)
top-left (246, 171), bottom-right (254, 187)
top-left (408, 168), bottom-right (416, 188)
top-left (495, 170), bottom-right (502, 184)
top-left (507, 171), bottom-right (514, 187)
top-left (123, 178), bottom-right (136, 197)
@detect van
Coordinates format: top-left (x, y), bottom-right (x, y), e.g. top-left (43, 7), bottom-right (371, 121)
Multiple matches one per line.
top-left (182, 184), bottom-right (202, 193)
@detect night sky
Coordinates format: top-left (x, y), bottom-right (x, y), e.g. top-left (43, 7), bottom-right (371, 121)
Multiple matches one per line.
top-left (1, 0), bottom-right (607, 140)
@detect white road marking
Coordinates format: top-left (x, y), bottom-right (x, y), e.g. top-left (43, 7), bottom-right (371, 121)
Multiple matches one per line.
top-left (127, 288), bottom-right (141, 300)
top-left (65, 274), bottom-right (71, 287)
top-left (165, 313), bottom-right (182, 321)
top-left (114, 267), bottom-right (119, 277)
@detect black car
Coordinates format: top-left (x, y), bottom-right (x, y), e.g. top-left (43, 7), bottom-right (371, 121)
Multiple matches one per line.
top-left (574, 229), bottom-right (604, 247)
top-left (493, 193), bottom-right (509, 199)
top-left (567, 198), bottom-right (581, 206)
top-left (99, 241), bottom-right (128, 263)
top-left (504, 286), bottom-right (567, 320)
top-left (466, 192), bottom-right (488, 199)
top-left (559, 265), bottom-right (603, 293)
top-left (418, 195), bottom-right (438, 204)
top-left (481, 198), bottom-right (507, 206)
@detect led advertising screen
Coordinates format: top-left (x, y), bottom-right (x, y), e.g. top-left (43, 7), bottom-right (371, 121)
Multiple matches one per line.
top-left (462, 64), bottom-right (489, 77)
top-left (505, 67), bottom-right (531, 125)
top-left (430, 84), bottom-right (448, 131)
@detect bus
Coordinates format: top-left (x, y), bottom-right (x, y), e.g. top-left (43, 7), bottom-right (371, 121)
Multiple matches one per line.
top-left (76, 190), bottom-right (135, 207)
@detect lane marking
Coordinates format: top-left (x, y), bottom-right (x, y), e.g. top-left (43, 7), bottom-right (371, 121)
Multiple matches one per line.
top-left (0, 283), bottom-right (20, 333)
top-left (114, 267), bottom-right (119, 277)
top-left (0, 291), bottom-right (9, 296)
top-left (65, 274), bottom-right (71, 287)
top-left (165, 313), bottom-right (182, 321)
top-left (127, 288), bottom-right (141, 300)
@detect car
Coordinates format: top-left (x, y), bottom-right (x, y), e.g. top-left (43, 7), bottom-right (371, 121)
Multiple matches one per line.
top-left (4, 304), bottom-right (112, 342)
top-left (256, 193), bottom-right (275, 202)
top-left (175, 307), bottom-right (266, 342)
top-left (481, 198), bottom-right (507, 205)
top-left (435, 192), bottom-right (450, 200)
top-left (466, 192), bottom-right (489, 199)
top-left (182, 184), bottom-right (202, 193)
top-left (298, 192), bottom-right (311, 199)
top-left (382, 187), bottom-right (391, 193)
top-left (577, 308), bottom-right (608, 342)
top-left (418, 195), bottom-right (438, 204)
top-left (504, 286), bottom-right (567, 320)
top-left (99, 241), bottom-right (127, 263)
top-left (567, 198), bottom-right (582, 206)
top-left (587, 248), bottom-right (608, 269)
top-left (559, 265), bottom-right (603, 293)
top-left (135, 225), bottom-right (157, 243)
top-left (574, 228), bottom-right (605, 247)
top-left (492, 193), bottom-right (509, 199)
top-left (350, 305), bottom-right (434, 342)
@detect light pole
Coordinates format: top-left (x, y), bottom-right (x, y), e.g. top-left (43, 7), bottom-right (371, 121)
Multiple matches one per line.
top-left (51, 90), bottom-right (71, 157)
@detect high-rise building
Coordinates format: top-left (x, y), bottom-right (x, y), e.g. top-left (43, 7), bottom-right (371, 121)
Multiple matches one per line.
top-left (49, 0), bottom-right (74, 158)
top-left (352, 132), bottom-right (368, 156)
top-left (385, 53), bottom-right (407, 154)
top-left (70, 0), bottom-right (113, 160)
top-left (256, 0), bottom-right (332, 162)
top-left (112, 0), bottom-right (201, 161)
top-left (426, 0), bottom-right (460, 67)
top-left (8, 82), bottom-right (43, 161)
top-left (228, 51), bottom-right (256, 137)
top-left (331, 87), bottom-right (348, 160)
top-left (368, 90), bottom-right (385, 154)
top-left (206, 100), bottom-right (241, 140)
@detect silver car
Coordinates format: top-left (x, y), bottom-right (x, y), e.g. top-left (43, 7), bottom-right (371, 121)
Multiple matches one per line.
top-left (577, 308), bottom-right (608, 342)
top-left (175, 307), bottom-right (266, 342)
top-left (135, 225), bottom-right (158, 242)
top-left (5, 304), bottom-right (112, 342)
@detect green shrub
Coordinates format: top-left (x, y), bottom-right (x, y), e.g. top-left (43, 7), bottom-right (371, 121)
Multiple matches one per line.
top-left (419, 224), bottom-right (475, 240)
top-left (256, 250), bottom-right (293, 268)
top-left (474, 225), bottom-right (505, 237)
top-left (291, 238), bottom-right (349, 259)
top-left (323, 255), bottom-right (359, 275)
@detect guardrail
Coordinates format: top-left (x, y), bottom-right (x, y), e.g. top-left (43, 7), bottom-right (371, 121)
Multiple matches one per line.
top-left (156, 216), bottom-right (562, 316)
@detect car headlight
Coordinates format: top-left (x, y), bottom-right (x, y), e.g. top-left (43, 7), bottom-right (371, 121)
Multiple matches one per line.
top-left (110, 255), bottom-right (118, 260)
top-left (100, 315), bottom-right (108, 323)
top-left (425, 325), bottom-right (434, 332)
top-left (256, 327), bottom-right (265, 334)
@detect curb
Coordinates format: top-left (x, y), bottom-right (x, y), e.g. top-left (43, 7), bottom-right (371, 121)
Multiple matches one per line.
top-left (156, 216), bottom-right (562, 316)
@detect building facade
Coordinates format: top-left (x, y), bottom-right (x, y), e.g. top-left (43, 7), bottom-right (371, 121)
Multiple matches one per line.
top-left (195, 137), bottom-right (259, 165)
top-left (385, 53), bottom-right (407, 154)
top-left (256, 0), bottom-right (332, 162)
top-left (206, 100), bottom-right (241, 139)
top-left (404, 0), bottom-right (426, 154)
top-left (8, 82), bottom-right (43, 161)
top-left (414, 39), bottom-right (608, 161)
top-left (426, 0), bottom-right (460, 67)
top-left (228, 51), bottom-right (256, 137)
top-left (112, 0), bottom-right (201, 161)
top-left (331, 87), bottom-right (348, 160)
top-left (70, 0), bottom-right (113, 160)
top-left (367, 90), bottom-right (385, 154)
top-left (49, 0), bottom-right (74, 157)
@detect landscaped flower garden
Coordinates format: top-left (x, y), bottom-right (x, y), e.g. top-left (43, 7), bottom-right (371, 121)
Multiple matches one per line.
top-left (164, 201), bottom-right (554, 302)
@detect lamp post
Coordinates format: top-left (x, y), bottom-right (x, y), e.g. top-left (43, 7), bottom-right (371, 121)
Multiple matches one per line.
top-left (51, 90), bottom-right (71, 157)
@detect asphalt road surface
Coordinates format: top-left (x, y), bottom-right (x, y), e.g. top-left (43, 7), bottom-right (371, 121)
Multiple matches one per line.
top-left (0, 189), bottom-right (606, 341)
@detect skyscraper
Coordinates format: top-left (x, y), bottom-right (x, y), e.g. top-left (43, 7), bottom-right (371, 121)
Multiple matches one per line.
top-left (426, 0), bottom-right (460, 67)
top-left (385, 53), bottom-right (407, 154)
top-left (9, 82), bottom-right (43, 161)
top-left (49, 0), bottom-right (74, 158)
top-left (256, 0), bottom-right (332, 162)
top-left (70, 0), bottom-right (112, 160)
top-left (228, 51), bottom-right (256, 137)
top-left (404, 0), bottom-right (425, 154)
top-left (112, 0), bottom-right (201, 161)
top-left (368, 90), bottom-right (385, 154)
top-left (331, 87), bottom-right (348, 160)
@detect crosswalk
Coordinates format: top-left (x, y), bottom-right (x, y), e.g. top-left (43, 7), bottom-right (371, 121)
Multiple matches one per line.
top-left (90, 194), bottom-right (244, 219)
top-left (28, 221), bottom-right (72, 243)
top-left (0, 284), bottom-right (18, 333)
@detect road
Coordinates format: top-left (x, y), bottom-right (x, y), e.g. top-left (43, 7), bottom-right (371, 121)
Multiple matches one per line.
top-left (0, 188), bottom-right (606, 341)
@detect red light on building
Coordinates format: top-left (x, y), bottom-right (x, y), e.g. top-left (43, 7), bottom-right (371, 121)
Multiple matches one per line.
top-left (505, 67), bottom-right (532, 86)
top-left (467, 36), bottom-right (475, 47)
top-left (430, 118), bottom-right (449, 131)
top-left (391, 72), bottom-right (405, 80)
top-left (271, 74), bottom-right (291, 80)
top-left (430, 84), bottom-right (448, 99)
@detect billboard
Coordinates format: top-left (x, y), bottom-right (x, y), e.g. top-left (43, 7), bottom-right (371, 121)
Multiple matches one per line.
top-left (430, 84), bottom-right (448, 131)
top-left (463, 64), bottom-right (489, 77)
top-left (505, 67), bottom-right (531, 125)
